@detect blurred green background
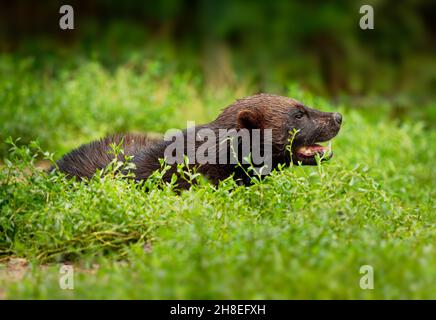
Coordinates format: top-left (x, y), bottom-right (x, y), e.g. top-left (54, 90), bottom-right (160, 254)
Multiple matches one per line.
top-left (1, 1), bottom-right (435, 109)
top-left (1, 0), bottom-right (435, 156)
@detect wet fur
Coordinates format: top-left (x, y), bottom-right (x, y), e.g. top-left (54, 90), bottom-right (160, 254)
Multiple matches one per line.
top-left (55, 94), bottom-right (342, 189)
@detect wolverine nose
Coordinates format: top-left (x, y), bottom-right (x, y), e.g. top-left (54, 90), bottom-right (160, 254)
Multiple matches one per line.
top-left (333, 112), bottom-right (342, 125)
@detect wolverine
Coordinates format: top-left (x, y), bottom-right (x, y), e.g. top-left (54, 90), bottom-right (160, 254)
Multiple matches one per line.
top-left (55, 94), bottom-right (342, 189)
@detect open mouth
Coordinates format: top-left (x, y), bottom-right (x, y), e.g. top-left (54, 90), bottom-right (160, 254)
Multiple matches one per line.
top-left (295, 141), bottom-right (333, 161)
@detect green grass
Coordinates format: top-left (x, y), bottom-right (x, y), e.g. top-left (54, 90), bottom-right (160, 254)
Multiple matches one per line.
top-left (0, 56), bottom-right (435, 299)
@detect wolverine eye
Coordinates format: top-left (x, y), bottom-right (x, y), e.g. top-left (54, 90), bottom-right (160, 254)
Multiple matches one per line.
top-left (295, 112), bottom-right (304, 119)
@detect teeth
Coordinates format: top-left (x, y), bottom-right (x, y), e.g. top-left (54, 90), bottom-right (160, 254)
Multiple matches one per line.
top-left (296, 141), bottom-right (333, 157)
top-left (320, 141), bottom-right (332, 159)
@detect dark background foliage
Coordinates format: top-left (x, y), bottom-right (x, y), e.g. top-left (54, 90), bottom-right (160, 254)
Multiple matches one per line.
top-left (1, 0), bottom-right (434, 98)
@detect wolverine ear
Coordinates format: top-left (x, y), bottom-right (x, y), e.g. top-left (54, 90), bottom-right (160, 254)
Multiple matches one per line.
top-left (237, 109), bottom-right (264, 129)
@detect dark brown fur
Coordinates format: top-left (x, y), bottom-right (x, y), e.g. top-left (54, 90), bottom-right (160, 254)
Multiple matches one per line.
top-left (55, 94), bottom-right (342, 189)
top-left (56, 133), bottom-right (158, 179)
